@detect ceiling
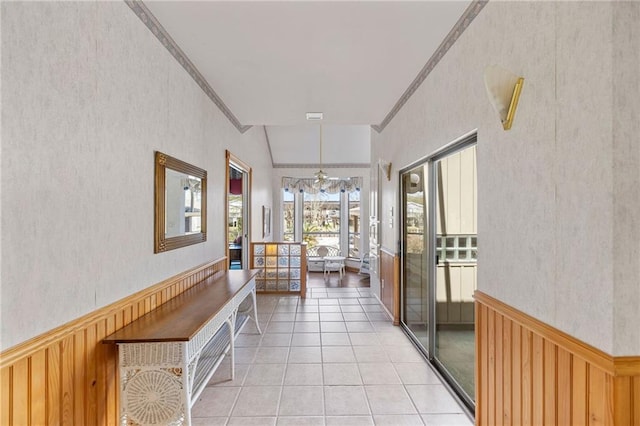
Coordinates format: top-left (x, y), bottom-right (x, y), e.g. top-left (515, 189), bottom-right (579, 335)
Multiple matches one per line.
top-left (143, 1), bottom-right (472, 165)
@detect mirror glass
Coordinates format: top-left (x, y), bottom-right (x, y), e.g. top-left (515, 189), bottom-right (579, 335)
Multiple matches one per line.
top-left (155, 151), bottom-right (207, 253)
top-left (165, 169), bottom-right (202, 238)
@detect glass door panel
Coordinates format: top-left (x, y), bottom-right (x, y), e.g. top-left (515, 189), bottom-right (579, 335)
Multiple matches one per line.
top-left (401, 165), bottom-right (429, 349)
top-left (228, 165), bottom-right (244, 269)
top-left (434, 145), bottom-right (477, 402)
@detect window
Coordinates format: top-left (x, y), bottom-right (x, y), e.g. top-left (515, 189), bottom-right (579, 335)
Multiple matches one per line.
top-left (348, 190), bottom-right (360, 258)
top-left (303, 191), bottom-right (340, 249)
top-left (436, 235), bottom-right (477, 263)
top-left (282, 184), bottom-right (362, 260)
top-left (282, 190), bottom-right (295, 241)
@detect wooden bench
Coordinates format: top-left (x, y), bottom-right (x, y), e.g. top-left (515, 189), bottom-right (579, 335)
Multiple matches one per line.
top-left (103, 269), bottom-right (261, 425)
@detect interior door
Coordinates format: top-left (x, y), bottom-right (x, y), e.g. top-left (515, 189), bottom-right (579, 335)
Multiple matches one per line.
top-left (226, 151), bottom-right (252, 269)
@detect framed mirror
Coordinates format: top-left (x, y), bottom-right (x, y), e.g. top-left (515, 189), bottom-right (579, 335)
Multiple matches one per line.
top-left (155, 151), bottom-right (207, 253)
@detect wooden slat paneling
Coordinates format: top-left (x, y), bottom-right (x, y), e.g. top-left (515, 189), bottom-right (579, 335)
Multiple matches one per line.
top-left (511, 322), bottom-right (522, 425)
top-left (573, 356), bottom-right (588, 425)
top-left (495, 313), bottom-right (504, 426)
top-left (61, 335), bottom-right (75, 424)
top-left (73, 330), bottom-right (85, 425)
top-left (31, 350), bottom-right (47, 425)
top-left (531, 334), bottom-right (544, 426)
top-left (12, 359), bottom-right (28, 426)
top-left (614, 376), bottom-right (632, 425)
top-left (487, 308), bottom-right (496, 425)
top-left (478, 304), bottom-right (488, 426)
top-left (588, 365), bottom-right (611, 426)
top-left (522, 328), bottom-right (532, 426)
top-left (502, 319), bottom-right (512, 426)
top-left (85, 323), bottom-right (98, 425)
top-left (557, 347), bottom-right (572, 426)
top-left (47, 344), bottom-right (61, 425)
top-left (0, 258), bottom-right (226, 426)
top-left (634, 377), bottom-right (640, 424)
top-left (379, 248), bottom-right (400, 324)
top-left (475, 290), bottom-right (640, 426)
top-left (1, 366), bottom-right (11, 425)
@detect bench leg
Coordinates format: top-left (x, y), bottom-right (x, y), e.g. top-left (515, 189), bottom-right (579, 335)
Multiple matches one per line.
top-left (227, 317), bottom-right (235, 381)
top-left (251, 288), bottom-right (262, 334)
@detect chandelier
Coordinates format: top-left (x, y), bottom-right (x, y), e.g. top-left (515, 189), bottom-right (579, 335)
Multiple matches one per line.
top-left (314, 124), bottom-right (329, 187)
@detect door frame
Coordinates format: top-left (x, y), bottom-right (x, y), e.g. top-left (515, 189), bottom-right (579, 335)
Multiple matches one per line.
top-left (225, 150), bottom-right (252, 269)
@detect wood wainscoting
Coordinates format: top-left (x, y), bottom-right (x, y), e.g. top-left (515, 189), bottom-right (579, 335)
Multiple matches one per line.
top-left (475, 291), bottom-right (640, 426)
top-left (379, 248), bottom-right (400, 325)
top-left (0, 258), bottom-right (227, 425)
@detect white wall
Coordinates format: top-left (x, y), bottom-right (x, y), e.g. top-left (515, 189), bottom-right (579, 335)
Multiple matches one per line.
top-left (0, 2), bottom-right (273, 350)
top-left (612, 1), bottom-right (640, 356)
top-left (371, 1), bottom-right (640, 355)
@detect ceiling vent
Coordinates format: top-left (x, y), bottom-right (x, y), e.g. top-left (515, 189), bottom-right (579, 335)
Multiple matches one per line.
top-left (306, 112), bottom-right (324, 121)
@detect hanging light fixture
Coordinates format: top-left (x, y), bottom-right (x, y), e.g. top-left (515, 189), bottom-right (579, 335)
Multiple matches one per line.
top-left (314, 124), bottom-right (328, 187)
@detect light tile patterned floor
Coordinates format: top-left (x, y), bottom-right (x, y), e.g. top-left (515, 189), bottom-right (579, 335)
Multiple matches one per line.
top-left (191, 287), bottom-right (473, 426)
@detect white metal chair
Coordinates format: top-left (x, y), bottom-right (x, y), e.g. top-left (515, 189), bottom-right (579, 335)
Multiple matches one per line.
top-left (323, 256), bottom-right (345, 279)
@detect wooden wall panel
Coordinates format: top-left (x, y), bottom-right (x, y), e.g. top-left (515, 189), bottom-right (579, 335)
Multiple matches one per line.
top-left (557, 347), bottom-right (572, 426)
top-left (511, 322), bottom-right (522, 425)
top-left (379, 248), bottom-right (400, 325)
top-left (0, 258), bottom-right (226, 426)
top-left (1, 367), bottom-right (11, 425)
top-left (573, 357), bottom-right (588, 425)
top-left (476, 291), bottom-right (640, 426)
top-left (12, 359), bottom-right (28, 426)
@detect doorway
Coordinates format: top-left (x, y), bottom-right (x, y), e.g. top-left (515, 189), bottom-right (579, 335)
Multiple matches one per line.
top-left (226, 151), bottom-right (251, 269)
top-left (400, 133), bottom-right (477, 409)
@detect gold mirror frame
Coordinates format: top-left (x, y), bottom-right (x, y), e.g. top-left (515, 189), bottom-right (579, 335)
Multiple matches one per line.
top-left (155, 151), bottom-right (207, 253)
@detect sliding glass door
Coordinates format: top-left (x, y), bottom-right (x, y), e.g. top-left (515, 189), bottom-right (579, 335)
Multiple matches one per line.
top-left (433, 144), bottom-right (477, 403)
top-left (400, 134), bottom-right (477, 409)
top-left (401, 165), bottom-right (429, 349)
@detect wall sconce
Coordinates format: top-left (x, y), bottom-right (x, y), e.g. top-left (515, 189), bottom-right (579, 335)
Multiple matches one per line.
top-left (378, 159), bottom-right (392, 181)
top-left (484, 65), bottom-right (524, 130)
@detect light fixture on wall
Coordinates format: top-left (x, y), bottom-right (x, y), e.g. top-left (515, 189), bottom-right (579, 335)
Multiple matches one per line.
top-left (484, 65), bottom-right (524, 130)
top-left (378, 159), bottom-right (392, 181)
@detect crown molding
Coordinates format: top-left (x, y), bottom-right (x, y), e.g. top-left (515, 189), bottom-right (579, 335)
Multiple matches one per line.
top-left (127, 0), bottom-right (485, 136)
top-left (273, 163), bottom-right (370, 169)
top-left (263, 126), bottom-right (275, 167)
top-left (372, 0), bottom-right (488, 133)
top-left (126, 0), bottom-right (251, 134)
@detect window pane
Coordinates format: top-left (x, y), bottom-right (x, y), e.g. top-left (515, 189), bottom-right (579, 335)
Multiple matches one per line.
top-left (348, 190), bottom-right (361, 258)
top-left (283, 190), bottom-right (295, 241)
top-left (228, 194), bottom-right (242, 243)
top-left (303, 191), bottom-right (340, 249)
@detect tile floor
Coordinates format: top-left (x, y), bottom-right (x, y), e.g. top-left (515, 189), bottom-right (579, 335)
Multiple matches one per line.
top-left (191, 287), bottom-right (473, 426)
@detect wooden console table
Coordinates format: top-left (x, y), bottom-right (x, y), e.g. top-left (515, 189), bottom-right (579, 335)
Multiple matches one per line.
top-left (103, 269), bottom-right (261, 425)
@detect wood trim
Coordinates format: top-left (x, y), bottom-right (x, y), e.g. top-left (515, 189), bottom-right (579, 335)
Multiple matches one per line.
top-left (615, 357), bottom-right (640, 377)
top-left (475, 290), bottom-right (640, 426)
top-left (0, 258), bottom-right (227, 425)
